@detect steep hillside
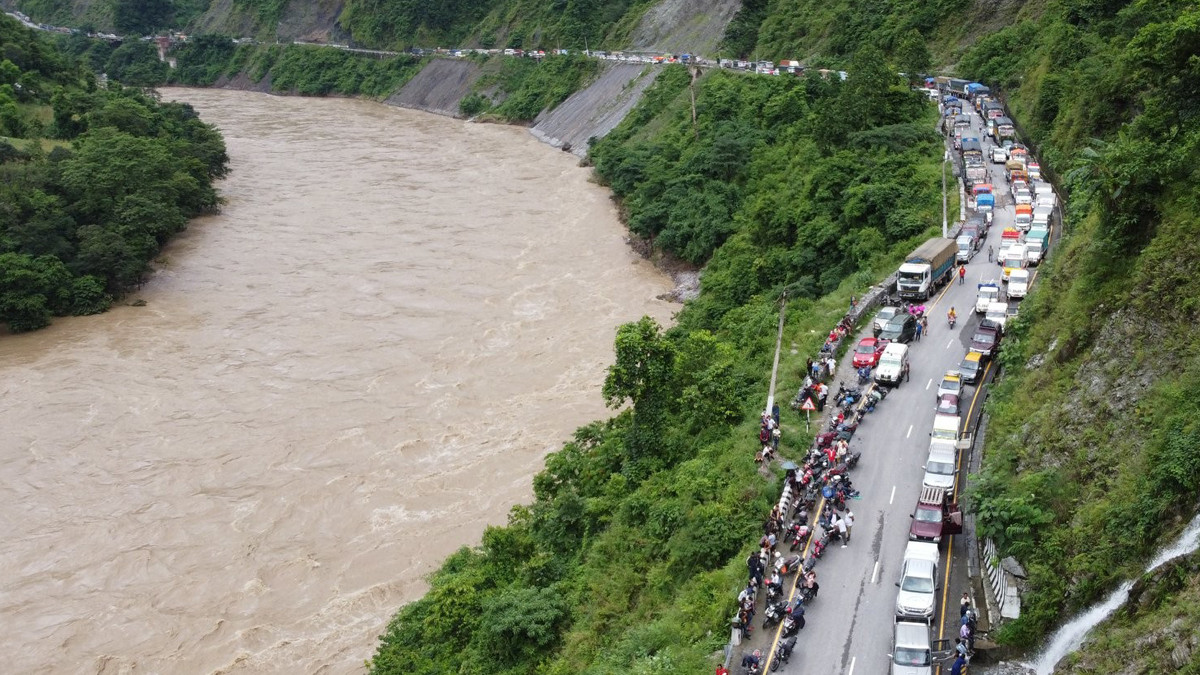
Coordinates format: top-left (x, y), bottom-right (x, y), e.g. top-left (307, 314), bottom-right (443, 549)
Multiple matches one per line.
top-left (717, 0), bottom-right (1200, 663)
top-left (9, 0), bottom-right (737, 52)
top-left (953, 0), bottom-right (1200, 650)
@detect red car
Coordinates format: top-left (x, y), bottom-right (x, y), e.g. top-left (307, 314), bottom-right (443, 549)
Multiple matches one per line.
top-left (852, 337), bottom-right (888, 368)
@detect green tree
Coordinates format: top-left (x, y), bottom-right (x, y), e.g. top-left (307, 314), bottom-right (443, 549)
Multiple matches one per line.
top-left (895, 29), bottom-right (932, 78)
top-left (603, 316), bottom-right (678, 474)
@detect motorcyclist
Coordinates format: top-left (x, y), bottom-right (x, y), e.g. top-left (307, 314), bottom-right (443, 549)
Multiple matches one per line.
top-left (948, 307), bottom-right (957, 326)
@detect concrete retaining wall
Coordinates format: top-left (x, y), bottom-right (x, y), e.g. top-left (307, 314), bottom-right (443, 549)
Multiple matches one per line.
top-left (530, 63), bottom-right (660, 157)
top-left (386, 59), bottom-right (483, 118)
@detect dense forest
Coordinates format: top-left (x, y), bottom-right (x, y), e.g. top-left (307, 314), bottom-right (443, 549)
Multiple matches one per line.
top-left (0, 14), bottom-right (228, 332)
top-left (368, 53), bottom-right (945, 674)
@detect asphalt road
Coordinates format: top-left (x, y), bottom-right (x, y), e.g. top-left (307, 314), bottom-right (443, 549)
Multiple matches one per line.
top-left (736, 103), bottom-right (1039, 674)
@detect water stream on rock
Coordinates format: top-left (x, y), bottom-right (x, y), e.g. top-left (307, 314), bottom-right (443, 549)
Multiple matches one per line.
top-left (1027, 511), bottom-right (1200, 674)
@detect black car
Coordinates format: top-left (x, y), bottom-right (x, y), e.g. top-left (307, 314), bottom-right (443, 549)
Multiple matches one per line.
top-left (879, 313), bottom-right (918, 344)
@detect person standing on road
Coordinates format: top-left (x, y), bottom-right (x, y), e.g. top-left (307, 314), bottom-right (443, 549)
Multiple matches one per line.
top-left (959, 265), bottom-right (967, 285)
top-left (961, 592), bottom-right (971, 617)
top-left (843, 511), bottom-right (854, 543)
top-left (836, 513), bottom-right (848, 547)
top-left (988, 245), bottom-right (994, 262)
top-left (950, 655), bottom-right (967, 675)
top-left (915, 321), bottom-right (923, 342)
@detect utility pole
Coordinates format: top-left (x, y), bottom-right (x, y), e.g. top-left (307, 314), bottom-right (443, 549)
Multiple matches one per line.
top-left (942, 149), bottom-right (949, 238)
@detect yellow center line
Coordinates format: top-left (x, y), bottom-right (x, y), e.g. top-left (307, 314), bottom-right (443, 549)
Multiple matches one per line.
top-left (762, 495), bottom-right (825, 672)
top-left (927, 268), bottom-right (958, 312)
top-left (761, 384), bottom-right (874, 671)
top-left (934, 359), bottom-right (993, 673)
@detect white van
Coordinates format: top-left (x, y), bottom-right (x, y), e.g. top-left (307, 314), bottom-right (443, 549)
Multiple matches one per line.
top-left (931, 414), bottom-right (960, 443)
top-left (876, 343), bottom-right (910, 387)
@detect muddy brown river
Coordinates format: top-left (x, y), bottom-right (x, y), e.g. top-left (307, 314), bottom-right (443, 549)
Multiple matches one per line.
top-left (0, 88), bottom-right (673, 674)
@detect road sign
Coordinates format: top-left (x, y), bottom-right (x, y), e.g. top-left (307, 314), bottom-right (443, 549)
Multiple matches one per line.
top-left (800, 397), bottom-right (816, 412)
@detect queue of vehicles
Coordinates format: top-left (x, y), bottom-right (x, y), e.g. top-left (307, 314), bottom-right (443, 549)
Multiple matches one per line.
top-left (887, 76), bottom-right (1066, 674)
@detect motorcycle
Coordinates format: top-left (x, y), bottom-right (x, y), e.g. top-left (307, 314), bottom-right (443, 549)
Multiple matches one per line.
top-left (770, 636), bottom-right (798, 671)
top-left (846, 450), bottom-right (862, 469)
top-left (761, 599), bottom-right (787, 629)
top-left (774, 553), bottom-right (802, 575)
top-left (948, 314), bottom-right (957, 328)
top-left (789, 524), bottom-right (811, 551)
top-left (781, 601), bottom-right (805, 637)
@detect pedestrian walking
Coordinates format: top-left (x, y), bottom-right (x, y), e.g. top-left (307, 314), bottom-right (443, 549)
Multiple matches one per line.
top-left (988, 245), bottom-right (994, 262)
top-left (959, 265), bottom-right (967, 285)
top-left (843, 511), bottom-right (854, 543)
top-left (836, 514), bottom-right (848, 547)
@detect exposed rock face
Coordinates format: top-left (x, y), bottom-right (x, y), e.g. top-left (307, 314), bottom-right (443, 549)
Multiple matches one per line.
top-left (628, 0), bottom-right (743, 55)
top-left (385, 59), bottom-right (484, 118)
top-left (530, 63), bottom-right (660, 157)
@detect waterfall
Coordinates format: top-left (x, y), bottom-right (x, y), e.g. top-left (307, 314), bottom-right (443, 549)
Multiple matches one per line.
top-left (1028, 512), bottom-right (1200, 674)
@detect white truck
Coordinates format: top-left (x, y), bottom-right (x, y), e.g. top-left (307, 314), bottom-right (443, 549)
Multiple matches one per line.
top-left (891, 621), bottom-right (934, 675)
top-left (923, 440), bottom-right (959, 490)
top-left (1009, 269), bottom-right (1031, 298)
top-left (895, 541), bottom-right (941, 622)
top-left (976, 281), bottom-right (1001, 314)
top-left (985, 301), bottom-right (1009, 332)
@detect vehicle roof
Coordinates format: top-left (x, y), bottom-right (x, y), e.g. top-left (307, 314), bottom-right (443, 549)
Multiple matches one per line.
top-left (904, 541), bottom-right (941, 565)
top-left (1010, 269), bottom-right (1030, 279)
top-left (895, 620), bottom-right (931, 647)
top-left (927, 442), bottom-right (957, 460)
top-left (882, 342), bottom-right (909, 357)
top-left (942, 371), bottom-right (961, 381)
top-left (962, 352), bottom-right (983, 363)
top-left (933, 414), bottom-right (960, 428)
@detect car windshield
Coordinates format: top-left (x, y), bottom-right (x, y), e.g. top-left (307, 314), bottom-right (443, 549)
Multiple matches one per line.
top-left (941, 379), bottom-right (960, 392)
top-left (894, 647), bottom-right (931, 667)
top-left (973, 332), bottom-right (995, 345)
top-left (927, 460), bottom-right (956, 475)
top-left (960, 360), bottom-right (978, 373)
top-left (915, 506), bottom-right (942, 523)
top-left (857, 343), bottom-right (875, 354)
top-left (902, 573), bottom-right (935, 594)
top-left (880, 356), bottom-right (901, 368)
top-left (937, 401), bottom-right (957, 414)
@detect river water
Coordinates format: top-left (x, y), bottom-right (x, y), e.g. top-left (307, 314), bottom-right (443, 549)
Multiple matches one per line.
top-left (0, 88), bottom-right (673, 674)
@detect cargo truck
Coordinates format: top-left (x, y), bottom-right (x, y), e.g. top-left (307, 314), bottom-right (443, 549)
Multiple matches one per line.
top-left (897, 238), bottom-right (957, 300)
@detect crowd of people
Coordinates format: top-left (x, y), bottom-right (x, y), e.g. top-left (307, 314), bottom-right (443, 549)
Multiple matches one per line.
top-left (728, 297), bottom-right (882, 673)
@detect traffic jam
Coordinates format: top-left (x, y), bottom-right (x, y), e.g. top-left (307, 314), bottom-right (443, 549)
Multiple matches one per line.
top-left (729, 78), bottom-right (1059, 675)
top-left (879, 79), bottom-right (1058, 675)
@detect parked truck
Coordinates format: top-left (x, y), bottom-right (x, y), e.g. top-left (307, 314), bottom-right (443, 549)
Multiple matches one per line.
top-left (909, 485), bottom-right (963, 544)
top-left (898, 238), bottom-right (957, 300)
